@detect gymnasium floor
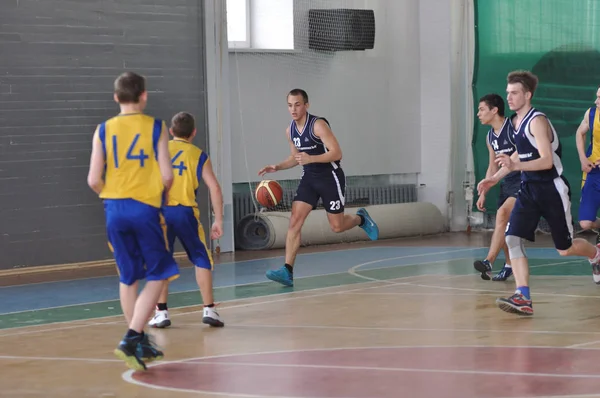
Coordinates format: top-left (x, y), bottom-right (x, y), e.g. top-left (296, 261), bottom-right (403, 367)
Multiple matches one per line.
top-left (2, 232), bottom-right (600, 398)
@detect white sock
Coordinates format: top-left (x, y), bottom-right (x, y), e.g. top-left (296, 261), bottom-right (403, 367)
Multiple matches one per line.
top-left (504, 263), bottom-right (512, 269)
top-left (588, 247), bottom-right (600, 264)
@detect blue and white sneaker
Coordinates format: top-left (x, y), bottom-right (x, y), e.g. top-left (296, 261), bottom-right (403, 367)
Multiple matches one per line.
top-left (357, 208), bottom-right (379, 240)
top-left (266, 266), bottom-right (293, 287)
top-left (492, 264), bottom-right (513, 281)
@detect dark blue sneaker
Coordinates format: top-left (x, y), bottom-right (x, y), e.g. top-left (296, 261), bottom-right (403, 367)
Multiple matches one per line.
top-left (136, 333), bottom-right (163, 363)
top-left (496, 293), bottom-right (533, 316)
top-left (492, 265), bottom-right (513, 281)
top-left (473, 259), bottom-right (492, 280)
top-left (114, 335), bottom-right (146, 371)
top-left (266, 266), bottom-right (293, 287)
top-left (357, 208), bottom-right (379, 240)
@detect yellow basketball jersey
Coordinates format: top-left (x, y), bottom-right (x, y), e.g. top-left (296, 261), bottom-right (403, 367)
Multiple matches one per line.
top-left (166, 138), bottom-right (209, 208)
top-left (98, 113), bottom-right (165, 208)
top-left (582, 107), bottom-right (600, 186)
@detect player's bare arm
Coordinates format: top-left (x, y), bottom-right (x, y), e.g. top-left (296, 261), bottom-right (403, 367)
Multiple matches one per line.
top-left (477, 151), bottom-right (519, 196)
top-left (296, 119), bottom-right (342, 166)
top-left (576, 109), bottom-right (594, 172)
top-left (157, 122), bottom-right (174, 192)
top-left (485, 140), bottom-right (499, 179)
top-left (87, 125), bottom-right (105, 194)
top-left (201, 158), bottom-right (224, 239)
top-left (258, 126), bottom-right (299, 175)
top-left (499, 116), bottom-right (553, 172)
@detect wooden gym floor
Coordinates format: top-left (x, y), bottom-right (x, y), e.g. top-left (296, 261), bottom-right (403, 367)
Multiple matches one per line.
top-left (2, 232), bottom-right (600, 397)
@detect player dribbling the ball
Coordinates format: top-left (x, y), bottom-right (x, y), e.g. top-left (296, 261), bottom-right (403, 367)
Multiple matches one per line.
top-left (258, 88), bottom-right (379, 287)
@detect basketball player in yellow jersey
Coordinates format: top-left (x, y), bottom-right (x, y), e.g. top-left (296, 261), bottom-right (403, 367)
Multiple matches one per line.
top-left (576, 86), bottom-right (600, 282)
top-left (87, 72), bottom-right (180, 371)
top-left (147, 112), bottom-right (225, 328)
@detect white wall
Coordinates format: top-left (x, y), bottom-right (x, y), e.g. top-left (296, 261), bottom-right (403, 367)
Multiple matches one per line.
top-left (224, 0), bottom-right (473, 230)
top-left (228, 0), bottom-right (422, 184)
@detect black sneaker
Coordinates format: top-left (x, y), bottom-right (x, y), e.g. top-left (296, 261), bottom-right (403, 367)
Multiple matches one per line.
top-left (473, 259), bottom-right (492, 280)
top-left (136, 333), bottom-right (163, 363)
top-left (114, 335), bottom-right (146, 371)
top-left (496, 293), bottom-right (533, 316)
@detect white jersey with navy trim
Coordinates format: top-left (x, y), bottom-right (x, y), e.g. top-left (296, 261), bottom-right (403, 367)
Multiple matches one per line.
top-left (487, 117), bottom-right (520, 182)
top-left (510, 107), bottom-right (563, 183)
top-left (290, 113), bottom-right (341, 173)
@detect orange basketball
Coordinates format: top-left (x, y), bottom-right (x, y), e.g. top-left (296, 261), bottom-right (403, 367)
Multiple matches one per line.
top-left (255, 180), bottom-right (283, 208)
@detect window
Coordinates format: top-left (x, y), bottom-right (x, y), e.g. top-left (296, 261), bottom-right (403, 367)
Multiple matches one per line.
top-left (226, 0), bottom-right (294, 51)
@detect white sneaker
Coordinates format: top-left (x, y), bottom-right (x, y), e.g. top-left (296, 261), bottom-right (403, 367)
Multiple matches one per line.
top-left (148, 310), bottom-right (171, 328)
top-left (202, 306), bottom-right (224, 327)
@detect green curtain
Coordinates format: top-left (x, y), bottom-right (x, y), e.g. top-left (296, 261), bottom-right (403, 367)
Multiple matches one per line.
top-left (472, 0), bottom-right (600, 222)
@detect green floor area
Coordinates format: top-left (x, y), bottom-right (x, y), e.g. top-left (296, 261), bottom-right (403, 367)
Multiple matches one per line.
top-left (0, 257), bottom-right (590, 330)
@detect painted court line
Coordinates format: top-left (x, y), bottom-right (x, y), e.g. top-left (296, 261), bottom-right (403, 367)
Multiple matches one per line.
top-left (0, 274), bottom-right (431, 338)
top-left (0, 354), bottom-right (121, 363)
top-left (0, 247), bottom-right (477, 316)
top-left (178, 359), bottom-right (600, 379)
top-left (213, 323), bottom-right (600, 337)
top-left (122, 345), bottom-right (600, 397)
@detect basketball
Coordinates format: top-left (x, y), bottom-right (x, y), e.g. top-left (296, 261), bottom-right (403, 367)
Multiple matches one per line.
top-left (255, 180), bottom-right (283, 208)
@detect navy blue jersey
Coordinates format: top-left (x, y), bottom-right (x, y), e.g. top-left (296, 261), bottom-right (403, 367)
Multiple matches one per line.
top-left (290, 113), bottom-right (341, 173)
top-left (487, 117), bottom-right (520, 182)
top-left (510, 108), bottom-right (563, 183)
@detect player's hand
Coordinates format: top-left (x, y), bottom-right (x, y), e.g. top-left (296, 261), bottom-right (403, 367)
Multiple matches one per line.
top-left (258, 165), bottom-right (277, 176)
top-left (476, 193), bottom-right (486, 212)
top-left (581, 158), bottom-right (594, 173)
top-left (477, 178), bottom-right (496, 195)
top-left (211, 221), bottom-right (223, 240)
top-left (295, 152), bottom-right (312, 165)
top-left (495, 154), bottom-right (515, 170)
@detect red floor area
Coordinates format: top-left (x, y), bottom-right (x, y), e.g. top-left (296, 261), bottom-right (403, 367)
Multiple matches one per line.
top-left (133, 346), bottom-right (600, 397)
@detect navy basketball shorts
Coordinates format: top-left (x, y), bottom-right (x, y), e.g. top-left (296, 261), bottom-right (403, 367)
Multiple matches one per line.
top-left (505, 178), bottom-right (573, 251)
top-left (104, 198), bottom-right (180, 286)
top-left (498, 176), bottom-right (521, 209)
top-left (293, 168), bottom-right (346, 214)
top-left (579, 172), bottom-right (600, 222)
top-left (162, 205), bottom-right (213, 270)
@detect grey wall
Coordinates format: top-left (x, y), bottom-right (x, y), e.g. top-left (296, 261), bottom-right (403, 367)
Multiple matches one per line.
top-left (228, 0), bottom-right (422, 184)
top-left (0, 0), bottom-right (209, 270)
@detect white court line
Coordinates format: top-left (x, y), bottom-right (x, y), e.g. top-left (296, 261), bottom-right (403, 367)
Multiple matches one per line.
top-left (0, 354), bottom-right (121, 363)
top-left (121, 344), bottom-right (600, 397)
top-left (173, 359), bottom-right (600, 379)
top-left (566, 339), bottom-right (600, 349)
top-left (0, 247), bottom-right (481, 316)
top-left (0, 274), bottom-right (432, 338)
top-left (190, 323), bottom-right (600, 337)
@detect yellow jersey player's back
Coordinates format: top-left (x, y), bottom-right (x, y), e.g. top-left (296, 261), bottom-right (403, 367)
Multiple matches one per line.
top-left (99, 113), bottom-right (165, 208)
top-left (147, 111), bottom-right (225, 329)
top-left (86, 71), bottom-right (179, 371)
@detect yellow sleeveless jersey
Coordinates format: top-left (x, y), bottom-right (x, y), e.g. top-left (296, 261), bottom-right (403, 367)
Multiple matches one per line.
top-left (582, 107), bottom-right (600, 186)
top-left (98, 113), bottom-right (166, 208)
top-left (166, 138), bottom-right (209, 208)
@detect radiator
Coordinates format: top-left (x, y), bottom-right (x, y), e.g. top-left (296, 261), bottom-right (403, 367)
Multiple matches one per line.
top-left (233, 184), bottom-right (418, 228)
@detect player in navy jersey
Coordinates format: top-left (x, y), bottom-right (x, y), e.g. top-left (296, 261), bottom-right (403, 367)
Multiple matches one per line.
top-left (258, 88), bottom-right (379, 287)
top-left (473, 94), bottom-right (518, 282)
top-left (478, 70), bottom-right (600, 316)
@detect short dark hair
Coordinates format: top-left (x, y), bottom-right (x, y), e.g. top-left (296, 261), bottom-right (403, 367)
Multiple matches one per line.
top-left (171, 112), bottom-right (195, 139)
top-left (479, 93), bottom-right (505, 117)
top-left (507, 70), bottom-right (539, 97)
top-left (114, 72), bottom-right (146, 104)
top-left (287, 88), bottom-right (309, 104)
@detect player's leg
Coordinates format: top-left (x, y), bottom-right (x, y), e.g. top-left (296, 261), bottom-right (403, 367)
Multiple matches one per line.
top-left (321, 168), bottom-right (379, 240)
top-left (266, 176), bottom-right (317, 287)
top-left (578, 175), bottom-right (600, 244)
top-left (115, 201), bottom-right (180, 370)
top-left (173, 206), bottom-right (223, 327)
top-left (544, 178), bottom-right (600, 283)
top-left (474, 177), bottom-right (519, 280)
top-left (495, 185), bottom-right (539, 316)
top-left (492, 196), bottom-right (517, 281)
top-left (148, 216), bottom-right (177, 329)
